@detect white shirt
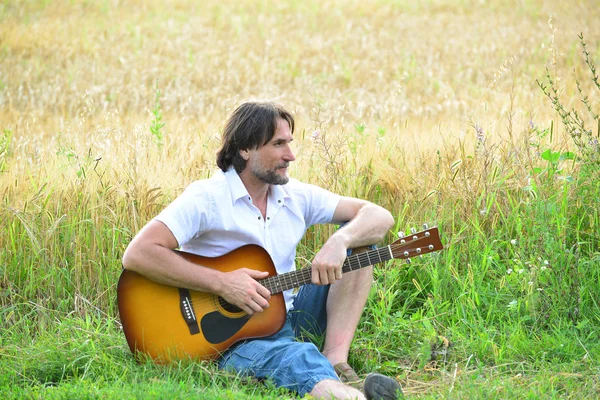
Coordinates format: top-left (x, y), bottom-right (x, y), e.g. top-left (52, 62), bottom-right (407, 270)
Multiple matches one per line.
top-left (154, 167), bottom-right (341, 310)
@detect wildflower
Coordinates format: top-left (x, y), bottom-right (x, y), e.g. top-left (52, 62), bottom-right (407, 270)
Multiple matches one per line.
top-left (529, 120), bottom-right (536, 130)
top-left (540, 266), bottom-right (547, 271)
top-left (507, 269), bottom-right (513, 275)
top-left (510, 239), bottom-right (517, 245)
top-left (518, 269), bottom-right (524, 274)
top-left (311, 130), bottom-right (320, 140)
top-left (474, 124), bottom-right (485, 144)
top-left (528, 281), bottom-right (533, 285)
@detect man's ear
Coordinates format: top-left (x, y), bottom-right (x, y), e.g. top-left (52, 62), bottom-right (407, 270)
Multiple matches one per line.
top-left (239, 149), bottom-right (249, 160)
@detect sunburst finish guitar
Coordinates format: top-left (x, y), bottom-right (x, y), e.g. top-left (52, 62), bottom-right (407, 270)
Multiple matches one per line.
top-left (117, 226), bottom-right (443, 363)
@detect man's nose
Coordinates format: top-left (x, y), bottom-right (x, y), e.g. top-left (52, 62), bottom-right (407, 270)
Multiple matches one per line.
top-left (284, 145), bottom-right (296, 161)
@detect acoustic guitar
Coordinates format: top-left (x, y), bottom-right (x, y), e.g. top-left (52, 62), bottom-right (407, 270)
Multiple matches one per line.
top-left (117, 226), bottom-right (443, 363)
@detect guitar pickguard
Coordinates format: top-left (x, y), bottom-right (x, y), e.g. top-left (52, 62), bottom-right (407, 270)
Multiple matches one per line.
top-left (201, 311), bottom-right (251, 344)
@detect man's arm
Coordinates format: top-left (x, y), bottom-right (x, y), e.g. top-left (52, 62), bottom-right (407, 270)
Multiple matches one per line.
top-left (122, 220), bottom-right (271, 314)
top-left (311, 197), bottom-right (394, 285)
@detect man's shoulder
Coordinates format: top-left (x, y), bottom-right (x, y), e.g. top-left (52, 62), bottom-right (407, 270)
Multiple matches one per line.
top-left (183, 171), bottom-right (228, 195)
top-left (282, 178), bottom-right (337, 200)
top-left (285, 178), bottom-right (329, 193)
top-left (281, 178), bottom-right (308, 196)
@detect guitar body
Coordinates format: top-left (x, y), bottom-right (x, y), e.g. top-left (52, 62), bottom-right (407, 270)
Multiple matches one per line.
top-left (117, 245), bottom-right (286, 363)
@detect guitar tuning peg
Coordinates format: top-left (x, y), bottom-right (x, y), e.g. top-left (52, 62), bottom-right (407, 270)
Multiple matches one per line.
top-left (398, 231), bottom-right (405, 238)
top-left (410, 227), bottom-right (417, 234)
top-left (422, 223), bottom-right (429, 229)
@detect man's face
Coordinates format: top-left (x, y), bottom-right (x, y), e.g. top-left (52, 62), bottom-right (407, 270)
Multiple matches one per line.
top-left (245, 118), bottom-right (296, 185)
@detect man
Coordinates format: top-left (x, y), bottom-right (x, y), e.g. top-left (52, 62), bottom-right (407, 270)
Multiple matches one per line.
top-left (122, 101), bottom-right (402, 399)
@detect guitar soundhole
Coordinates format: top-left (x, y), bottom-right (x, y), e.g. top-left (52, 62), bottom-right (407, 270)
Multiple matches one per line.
top-left (218, 297), bottom-right (244, 314)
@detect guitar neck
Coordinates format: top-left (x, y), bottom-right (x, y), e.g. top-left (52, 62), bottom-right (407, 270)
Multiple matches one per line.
top-left (260, 246), bottom-right (393, 295)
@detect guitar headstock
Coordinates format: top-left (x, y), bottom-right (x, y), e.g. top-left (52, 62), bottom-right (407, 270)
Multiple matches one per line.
top-left (390, 225), bottom-right (443, 261)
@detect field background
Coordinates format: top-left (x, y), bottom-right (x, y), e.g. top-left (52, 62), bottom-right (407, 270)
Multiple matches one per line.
top-left (1, 0), bottom-right (599, 398)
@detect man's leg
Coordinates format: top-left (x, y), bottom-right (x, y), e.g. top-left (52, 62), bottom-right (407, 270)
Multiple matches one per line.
top-left (219, 319), bottom-right (373, 399)
top-left (292, 242), bottom-right (374, 366)
top-left (293, 235), bottom-right (405, 398)
top-left (321, 264), bottom-right (373, 365)
top-left (292, 277), bottom-right (402, 399)
top-left (218, 320), bottom-right (341, 397)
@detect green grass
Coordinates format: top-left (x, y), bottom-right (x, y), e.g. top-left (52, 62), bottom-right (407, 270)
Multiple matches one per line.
top-left (2, 142), bottom-right (599, 398)
top-left (3, 109), bottom-right (600, 398)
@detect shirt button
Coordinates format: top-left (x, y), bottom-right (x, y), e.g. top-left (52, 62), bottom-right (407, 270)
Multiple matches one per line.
top-left (278, 200), bottom-right (281, 203)
top-left (267, 217), bottom-right (270, 220)
top-left (258, 216), bottom-right (261, 220)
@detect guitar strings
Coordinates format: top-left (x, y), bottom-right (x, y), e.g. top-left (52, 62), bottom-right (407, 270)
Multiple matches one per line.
top-left (185, 232), bottom-right (436, 312)
top-left (189, 233), bottom-right (437, 310)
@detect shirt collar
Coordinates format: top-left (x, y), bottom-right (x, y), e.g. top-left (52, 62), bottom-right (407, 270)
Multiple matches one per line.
top-left (224, 166), bottom-right (290, 206)
top-left (224, 167), bottom-right (250, 203)
top-left (269, 180), bottom-right (290, 206)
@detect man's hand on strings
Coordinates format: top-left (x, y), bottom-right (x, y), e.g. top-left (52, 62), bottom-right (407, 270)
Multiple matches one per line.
top-left (218, 269), bottom-right (271, 315)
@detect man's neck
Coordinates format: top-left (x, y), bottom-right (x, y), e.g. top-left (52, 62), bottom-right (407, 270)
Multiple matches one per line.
top-left (238, 169), bottom-right (270, 205)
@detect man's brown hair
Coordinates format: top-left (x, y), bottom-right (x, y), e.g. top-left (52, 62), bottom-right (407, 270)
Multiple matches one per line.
top-left (216, 101), bottom-right (295, 173)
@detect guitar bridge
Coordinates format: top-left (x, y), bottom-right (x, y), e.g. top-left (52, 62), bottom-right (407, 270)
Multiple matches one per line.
top-left (179, 288), bottom-right (200, 335)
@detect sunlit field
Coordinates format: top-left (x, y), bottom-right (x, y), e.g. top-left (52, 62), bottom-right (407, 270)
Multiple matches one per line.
top-left (1, 0), bottom-right (599, 398)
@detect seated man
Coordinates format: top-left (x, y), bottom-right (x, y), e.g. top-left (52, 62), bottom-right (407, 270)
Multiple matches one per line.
top-left (122, 100), bottom-right (402, 399)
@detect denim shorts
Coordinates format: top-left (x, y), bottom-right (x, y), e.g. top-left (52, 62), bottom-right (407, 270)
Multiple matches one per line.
top-left (217, 283), bottom-right (338, 397)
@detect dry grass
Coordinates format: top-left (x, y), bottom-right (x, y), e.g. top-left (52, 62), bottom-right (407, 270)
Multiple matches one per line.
top-left (2, 1), bottom-right (598, 160)
top-left (1, 0), bottom-right (598, 242)
top-left (2, 0), bottom-right (598, 315)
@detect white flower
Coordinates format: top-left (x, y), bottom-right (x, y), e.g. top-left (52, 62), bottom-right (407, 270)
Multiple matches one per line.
top-left (507, 269), bottom-right (513, 275)
top-left (510, 239), bottom-right (517, 245)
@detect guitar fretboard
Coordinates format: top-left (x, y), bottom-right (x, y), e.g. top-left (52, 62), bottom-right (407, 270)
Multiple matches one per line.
top-left (259, 245), bottom-right (393, 295)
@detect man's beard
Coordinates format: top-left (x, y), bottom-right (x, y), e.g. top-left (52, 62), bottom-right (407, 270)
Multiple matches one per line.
top-left (251, 162), bottom-right (290, 185)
